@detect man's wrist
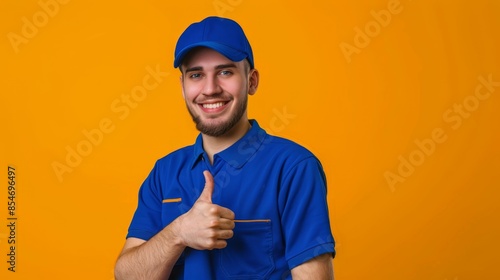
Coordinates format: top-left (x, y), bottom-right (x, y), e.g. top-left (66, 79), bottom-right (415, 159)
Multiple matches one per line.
top-left (164, 215), bottom-right (186, 248)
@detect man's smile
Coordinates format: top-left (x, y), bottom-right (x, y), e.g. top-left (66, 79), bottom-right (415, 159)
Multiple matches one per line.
top-left (198, 100), bottom-right (230, 113)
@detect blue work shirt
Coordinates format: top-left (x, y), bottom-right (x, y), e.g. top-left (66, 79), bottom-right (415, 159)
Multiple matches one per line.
top-left (127, 120), bottom-right (335, 279)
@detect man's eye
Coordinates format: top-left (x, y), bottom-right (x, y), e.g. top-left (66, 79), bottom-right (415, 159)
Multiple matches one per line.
top-left (189, 73), bottom-right (201, 79)
top-left (219, 70), bottom-right (232, 76)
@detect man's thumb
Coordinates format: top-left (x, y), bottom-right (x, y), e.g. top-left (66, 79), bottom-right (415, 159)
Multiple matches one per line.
top-left (198, 170), bottom-right (214, 203)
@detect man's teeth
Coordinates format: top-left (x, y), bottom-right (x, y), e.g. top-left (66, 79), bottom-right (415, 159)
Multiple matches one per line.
top-left (202, 102), bottom-right (225, 109)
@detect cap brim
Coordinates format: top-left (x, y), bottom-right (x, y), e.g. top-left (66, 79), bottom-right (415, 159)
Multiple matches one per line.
top-left (174, 41), bottom-right (247, 68)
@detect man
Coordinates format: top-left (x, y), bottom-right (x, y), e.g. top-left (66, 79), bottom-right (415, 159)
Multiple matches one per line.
top-left (115, 16), bottom-right (336, 279)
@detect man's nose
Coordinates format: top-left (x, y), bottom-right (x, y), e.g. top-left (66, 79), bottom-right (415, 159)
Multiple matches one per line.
top-left (202, 75), bottom-right (222, 95)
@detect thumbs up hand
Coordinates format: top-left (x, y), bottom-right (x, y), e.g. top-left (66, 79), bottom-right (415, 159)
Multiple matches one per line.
top-left (174, 171), bottom-right (235, 250)
top-left (197, 170), bottom-right (215, 203)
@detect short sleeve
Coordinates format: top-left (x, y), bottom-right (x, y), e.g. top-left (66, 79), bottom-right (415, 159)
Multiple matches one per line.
top-left (278, 156), bottom-right (336, 269)
top-left (126, 162), bottom-right (164, 241)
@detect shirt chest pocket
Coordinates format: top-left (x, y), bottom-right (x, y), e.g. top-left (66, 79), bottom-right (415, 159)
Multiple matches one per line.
top-left (219, 219), bottom-right (275, 279)
top-left (161, 197), bottom-right (185, 227)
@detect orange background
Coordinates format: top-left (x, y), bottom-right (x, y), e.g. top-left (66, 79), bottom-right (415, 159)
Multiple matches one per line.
top-left (1, 0), bottom-right (499, 279)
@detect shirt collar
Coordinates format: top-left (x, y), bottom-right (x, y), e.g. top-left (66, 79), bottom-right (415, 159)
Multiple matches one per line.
top-left (190, 120), bottom-right (268, 169)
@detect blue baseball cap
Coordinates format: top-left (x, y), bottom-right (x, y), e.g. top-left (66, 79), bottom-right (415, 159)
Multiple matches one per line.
top-left (174, 16), bottom-right (254, 69)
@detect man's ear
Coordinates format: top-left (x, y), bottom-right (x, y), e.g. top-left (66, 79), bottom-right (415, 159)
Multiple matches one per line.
top-left (248, 68), bottom-right (259, 96)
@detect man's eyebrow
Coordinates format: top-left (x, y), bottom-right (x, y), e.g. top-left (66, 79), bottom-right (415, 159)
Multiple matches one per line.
top-left (215, 63), bottom-right (237, 70)
top-left (184, 66), bottom-right (202, 73)
top-left (184, 63), bottom-right (237, 73)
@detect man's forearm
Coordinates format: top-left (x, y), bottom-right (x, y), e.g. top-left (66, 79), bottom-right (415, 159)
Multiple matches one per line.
top-left (115, 221), bottom-right (186, 280)
top-left (115, 171), bottom-right (236, 279)
top-left (291, 253), bottom-right (334, 280)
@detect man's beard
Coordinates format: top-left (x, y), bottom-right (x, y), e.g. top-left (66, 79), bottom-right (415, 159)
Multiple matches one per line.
top-left (186, 94), bottom-right (248, 137)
